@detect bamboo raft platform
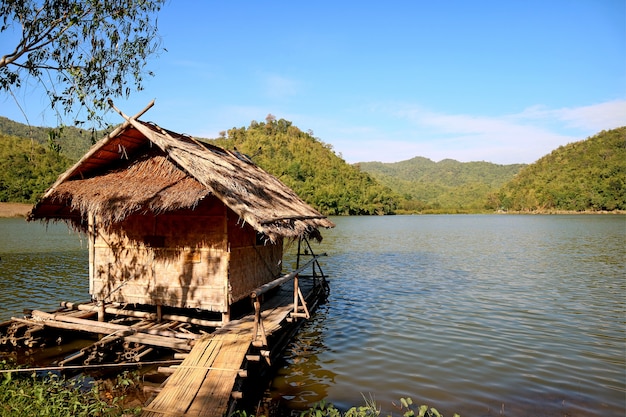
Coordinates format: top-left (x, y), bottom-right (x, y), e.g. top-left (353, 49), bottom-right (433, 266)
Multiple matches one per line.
top-left (0, 255), bottom-right (328, 417)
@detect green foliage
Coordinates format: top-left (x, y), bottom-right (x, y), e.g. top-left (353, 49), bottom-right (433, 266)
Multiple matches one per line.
top-left (394, 397), bottom-right (459, 417)
top-left (358, 158), bottom-right (524, 212)
top-left (231, 396), bottom-right (458, 417)
top-left (0, 116), bottom-right (97, 160)
top-left (298, 395), bottom-right (380, 417)
top-left (0, 133), bottom-right (72, 203)
top-left (0, 0), bottom-right (165, 126)
top-left (0, 360), bottom-right (141, 417)
top-left (210, 116), bottom-right (400, 215)
top-left (2, 113), bottom-right (622, 215)
top-left (498, 127), bottom-right (626, 211)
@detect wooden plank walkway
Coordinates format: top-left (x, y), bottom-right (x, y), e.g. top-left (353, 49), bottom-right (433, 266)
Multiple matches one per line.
top-left (141, 334), bottom-right (250, 417)
top-left (141, 283), bottom-right (317, 417)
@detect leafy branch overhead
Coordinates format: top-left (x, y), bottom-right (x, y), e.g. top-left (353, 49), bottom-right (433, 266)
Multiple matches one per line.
top-left (0, 0), bottom-right (165, 126)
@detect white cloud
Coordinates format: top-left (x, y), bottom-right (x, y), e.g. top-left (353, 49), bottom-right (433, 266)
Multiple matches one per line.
top-left (335, 100), bottom-right (625, 164)
top-left (517, 100), bottom-right (626, 131)
top-left (262, 74), bottom-right (299, 99)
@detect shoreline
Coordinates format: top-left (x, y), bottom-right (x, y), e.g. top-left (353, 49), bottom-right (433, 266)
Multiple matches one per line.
top-left (0, 202), bottom-right (31, 218)
top-left (1, 202), bottom-right (623, 218)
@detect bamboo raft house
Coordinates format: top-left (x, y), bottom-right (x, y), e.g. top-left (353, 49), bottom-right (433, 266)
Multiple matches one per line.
top-left (1, 102), bottom-right (335, 416)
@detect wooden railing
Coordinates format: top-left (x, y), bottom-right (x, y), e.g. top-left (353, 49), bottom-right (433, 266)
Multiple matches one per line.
top-left (250, 253), bottom-right (326, 347)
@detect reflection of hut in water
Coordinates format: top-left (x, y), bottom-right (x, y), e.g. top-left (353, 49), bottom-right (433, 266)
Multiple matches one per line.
top-left (28, 105), bottom-right (334, 326)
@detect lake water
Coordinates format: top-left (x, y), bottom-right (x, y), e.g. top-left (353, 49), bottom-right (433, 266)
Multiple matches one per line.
top-left (0, 219), bottom-right (89, 320)
top-left (270, 215), bottom-right (625, 417)
top-left (1, 215), bottom-right (624, 416)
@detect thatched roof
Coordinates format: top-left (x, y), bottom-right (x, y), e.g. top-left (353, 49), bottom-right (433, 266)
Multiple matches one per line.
top-left (28, 115), bottom-right (334, 242)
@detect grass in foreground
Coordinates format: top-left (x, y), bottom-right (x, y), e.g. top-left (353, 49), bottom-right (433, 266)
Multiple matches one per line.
top-left (236, 396), bottom-right (460, 417)
top-left (0, 360), bottom-right (141, 417)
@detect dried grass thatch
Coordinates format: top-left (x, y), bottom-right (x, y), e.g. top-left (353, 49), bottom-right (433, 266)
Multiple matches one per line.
top-left (28, 116), bottom-right (334, 242)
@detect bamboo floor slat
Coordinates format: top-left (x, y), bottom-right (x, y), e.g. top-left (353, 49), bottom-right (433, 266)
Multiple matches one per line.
top-left (141, 282), bottom-right (315, 417)
top-left (141, 334), bottom-right (249, 417)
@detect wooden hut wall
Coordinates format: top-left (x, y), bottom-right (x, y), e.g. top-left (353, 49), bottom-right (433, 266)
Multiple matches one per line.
top-left (90, 197), bottom-right (231, 312)
top-left (226, 210), bottom-right (283, 303)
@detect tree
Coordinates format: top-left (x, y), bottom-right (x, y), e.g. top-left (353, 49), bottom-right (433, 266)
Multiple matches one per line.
top-left (0, 0), bottom-right (165, 126)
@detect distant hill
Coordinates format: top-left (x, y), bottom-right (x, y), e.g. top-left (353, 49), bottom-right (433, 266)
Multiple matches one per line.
top-left (498, 127), bottom-right (626, 211)
top-left (0, 116), bottom-right (101, 161)
top-left (209, 117), bottom-right (400, 215)
top-left (2, 114), bottom-right (623, 214)
top-left (358, 157), bottom-right (525, 212)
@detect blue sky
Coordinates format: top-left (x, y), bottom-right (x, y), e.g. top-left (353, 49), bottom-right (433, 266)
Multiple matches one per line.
top-left (2, 0), bottom-right (625, 164)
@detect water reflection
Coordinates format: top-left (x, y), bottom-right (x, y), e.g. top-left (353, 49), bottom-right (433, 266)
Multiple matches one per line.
top-left (273, 307), bottom-right (337, 407)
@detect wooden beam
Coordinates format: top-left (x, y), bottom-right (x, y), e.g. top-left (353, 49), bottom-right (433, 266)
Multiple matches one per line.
top-left (37, 100), bottom-right (155, 200)
top-left (250, 254), bottom-right (323, 299)
top-left (0, 359), bottom-right (182, 374)
top-left (260, 215), bottom-right (328, 224)
top-left (60, 302), bottom-right (220, 332)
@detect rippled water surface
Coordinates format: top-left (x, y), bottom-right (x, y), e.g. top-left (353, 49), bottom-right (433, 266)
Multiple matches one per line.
top-left (0, 218), bottom-right (88, 321)
top-left (1, 215), bottom-right (624, 416)
top-left (271, 215), bottom-right (625, 416)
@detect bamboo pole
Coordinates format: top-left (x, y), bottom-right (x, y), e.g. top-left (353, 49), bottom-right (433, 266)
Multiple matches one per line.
top-left (37, 100), bottom-right (155, 200)
top-left (60, 302), bottom-right (222, 328)
top-left (0, 359), bottom-right (182, 374)
top-left (250, 254), bottom-right (323, 299)
top-left (11, 316), bottom-right (132, 336)
top-left (17, 312), bottom-right (195, 350)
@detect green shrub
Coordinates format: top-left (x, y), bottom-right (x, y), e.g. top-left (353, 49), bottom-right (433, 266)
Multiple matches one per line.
top-left (231, 395), bottom-right (459, 417)
top-left (0, 360), bottom-right (141, 417)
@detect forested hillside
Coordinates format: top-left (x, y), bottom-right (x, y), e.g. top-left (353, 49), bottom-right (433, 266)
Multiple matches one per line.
top-left (210, 116), bottom-right (399, 215)
top-left (359, 157), bottom-right (525, 211)
top-left (2, 114), bottom-right (623, 214)
top-left (497, 127), bottom-right (626, 211)
top-left (0, 133), bottom-right (72, 203)
top-left (0, 116), bottom-right (97, 161)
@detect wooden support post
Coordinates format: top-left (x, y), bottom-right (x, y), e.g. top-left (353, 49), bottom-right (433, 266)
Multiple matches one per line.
top-left (293, 274), bottom-right (299, 317)
top-left (156, 304), bottom-right (162, 323)
top-left (251, 297), bottom-right (267, 347)
top-left (98, 302), bottom-right (106, 322)
top-left (291, 274), bottom-right (310, 321)
top-left (297, 286), bottom-right (310, 319)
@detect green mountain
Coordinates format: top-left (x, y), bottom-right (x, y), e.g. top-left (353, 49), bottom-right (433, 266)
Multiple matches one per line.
top-left (2, 114), bottom-right (623, 214)
top-left (0, 115), bottom-right (400, 215)
top-left (498, 127), bottom-right (626, 211)
top-left (0, 116), bottom-right (99, 161)
top-left (209, 116), bottom-right (399, 215)
top-left (358, 157), bottom-right (525, 212)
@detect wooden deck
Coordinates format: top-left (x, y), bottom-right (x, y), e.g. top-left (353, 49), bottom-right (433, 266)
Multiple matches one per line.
top-left (141, 280), bottom-right (323, 417)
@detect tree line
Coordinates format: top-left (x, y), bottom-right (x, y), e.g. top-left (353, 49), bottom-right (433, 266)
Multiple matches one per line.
top-left (0, 132), bottom-right (72, 203)
top-left (496, 127), bottom-right (625, 211)
top-left (211, 115), bottom-right (399, 215)
top-left (0, 115), bottom-right (624, 214)
top-left (358, 157), bottom-right (526, 212)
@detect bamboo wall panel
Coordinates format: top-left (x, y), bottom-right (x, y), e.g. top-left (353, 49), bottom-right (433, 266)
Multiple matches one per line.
top-left (227, 212), bottom-right (283, 303)
top-left (228, 243), bottom-right (282, 303)
top-left (91, 200), bottom-right (231, 312)
top-left (89, 198), bottom-right (285, 313)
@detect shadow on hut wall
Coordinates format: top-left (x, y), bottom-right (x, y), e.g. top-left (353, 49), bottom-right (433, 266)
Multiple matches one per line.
top-left (91, 197), bottom-right (235, 314)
